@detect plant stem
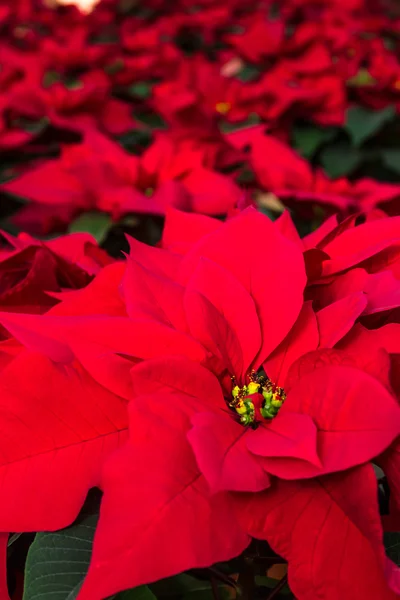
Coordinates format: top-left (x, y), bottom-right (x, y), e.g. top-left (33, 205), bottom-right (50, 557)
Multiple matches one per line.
top-left (238, 561), bottom-right (255, 600)
top-left (211, 577), bottom-right (221, 600)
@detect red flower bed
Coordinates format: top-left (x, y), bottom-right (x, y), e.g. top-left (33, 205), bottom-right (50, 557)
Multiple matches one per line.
top-left (0, 1), bottom-right (399, 600)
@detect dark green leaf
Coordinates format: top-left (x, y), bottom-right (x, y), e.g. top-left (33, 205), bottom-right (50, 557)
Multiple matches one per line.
top-left (129, 83), bottom-right (152, 99)
top-left (105, 59), bottom-right (125, 75)
top-left (110, 587), bottom-right (157, 600)
top-left (345, 105), bottom-right (396, 147)
top-left (382, 149), bottom-right (400, 174)
top-left (68, 212), bottom-right (112, 244)
top-left (236, 65), bottom-right (260, 83)
top-left (43, 71), bottom-right (61, 87)
top-left (320, 142), bottom-right (362, 178)
top-left (150, 574), bottom-right (228, 600)
top-left (23, 513), bottom-right (98, 600)
top-left (384, 532), bottom-right (400, 566)
top-left (23, 510), bottom-right (155, 600)
top-left (219, 114), bottom-right (260, 133)
top-left (346, 69), bottom-right (377, 88)
top-left (136, 112), bottom-right (167, 129)
top-left (8, 533), bottom-right (21, 547)
top-left (118, 129), bottom-right (152, 150)
top-left (292, 125), bottom-right (338, 159)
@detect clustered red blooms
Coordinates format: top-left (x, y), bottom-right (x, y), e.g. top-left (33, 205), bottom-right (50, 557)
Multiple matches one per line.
top-left (0, 207), bottom-right (400, 600)
top-left (2, 0), bottom-right (400, 233)
top-left (0, 1), bottom-right (400, 600)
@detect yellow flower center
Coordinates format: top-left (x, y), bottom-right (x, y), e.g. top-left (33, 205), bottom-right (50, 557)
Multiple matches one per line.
top-left (230, 370), bottom-right (286, 426)
top-left (215, 101), bottom-right (232, 115)
top-left (394, 80), bottom-right (400, 91)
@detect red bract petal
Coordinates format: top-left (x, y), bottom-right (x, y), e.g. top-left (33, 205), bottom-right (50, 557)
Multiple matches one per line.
top-left (162, 206), bottom-right (221, 254)
top-left (78, 401), bottom-right (249, 600)
top-left (0, 352), bottom-right (127, 531)
top-left (122, 256), bottom-right (187, 331)
top-left (48, 263), bottom-right (127, 317)
top-left (130, 355), bottom-right (225, 410)
top-left (184, 288), bottom-right (244, 377)
top-left (0, 534), bottom-right (10, 600)
top-left (246, 412), bottom-right (321, 468)
top-left (0, 311), bottom-right (207, 365)
top-left (187, 258), bottom-right (261, 378)
top-left (1, 161), bottom-right (84, 207)
top-left (234, 465), bottom-right (397, 600)
top-left (322, 216), bottom-right (400, 276)
top-left (379, 439), bottom-right (400, 521)
top-left (180, 208), bottom-right (306, 366)
top-left (184, 168), bottom-right (242, 215)
top-left (127, 235), bottom-right (182, 280)
top-left (312, 268), bottom-right (400, 314)
top-left (0, 312), bottom-right (74, 362)
top-left (69, 340), bottom-right (134, 401)
top-left (336, 325), bottom-right (396, 391)
top-left (0, 246), bottom-right (59, 313)
top-left (303, 248), bottom-right (330, 281)
top-left (269, 365), bottom-right (400, 478)
top-left (386, 560), bottom-right (400, 595)
top-left (263, 301), bottom-right (319, 387)
top-left (316, 292), bottom-right (367, 347)
top-left (302, 214), bottom-right (339, 250)
top-left (274, 210), bottom-right (303, 249)
top-left (188, 411), bottom-right (271, 493)
top-left (249, 134), bottom-right (314, 192)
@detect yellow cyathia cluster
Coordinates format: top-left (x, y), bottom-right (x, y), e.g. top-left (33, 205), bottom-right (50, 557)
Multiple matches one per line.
top-left (230, 371), bottom-right (286, 426)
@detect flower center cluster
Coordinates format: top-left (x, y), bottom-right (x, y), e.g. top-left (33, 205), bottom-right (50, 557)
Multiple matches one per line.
top-left (215, 101), bottom-right (231, 115)
top-left (229, 370), bottom-right (286, 426)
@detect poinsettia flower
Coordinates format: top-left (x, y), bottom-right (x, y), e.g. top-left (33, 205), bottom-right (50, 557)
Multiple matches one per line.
top-left (227, 128), bottom-right (400, 215)
top-left (337, 322), bottom-right (400, 530)
top-left (161, 205), bottom-right (400, 324)
top-left (38, 24), bottom-right (115, 71)
top-left (2, 130), bottom-right (243, 232)
top-left (152, 56), bottom-right (268, 126)
top-left (223, 11), bottom-right (284, 64)
top-left (76, 357), bottom-right (399, 599)
top-left (0, 209), bottom-right (398, 600)
top-left (302, 212), bottom-right (400, 322)
top-left (118, 17), bottom-right (181, 82)
top-left (8, 63), bottom-right (135, 136)
top-left (0, 230), bottom-right (112, 318)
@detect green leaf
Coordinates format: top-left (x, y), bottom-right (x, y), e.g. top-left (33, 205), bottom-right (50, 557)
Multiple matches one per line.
top-left (292, 125), bottom-right (338, 159)
top-left (110, 588), bottom-right (157, 600)
top-left (68, 212), bottom-right (112, 244)
top-left (345, 105), bottom-right (396, 147)
top-left (8, 533), bottom-right (21, 547)
top-left (384, 532), bottom-right (400, 566)
top-left (43, 71), bottom-right (61, 87)
top-left (320, 142), bottom-right (362, 178)
top-left (129, 83), bottom-right (152, 99)
top-left (382, 149), bottom-right (400, 174)
top-left (136, 112), bottom-right (167, 129)
top-left (346, 69), bottom-right (377, 88)
top-left (23, 513), bottom-right (98, 600)
top-left (150, 574), bottom-right (228, 600)
top-left (235, 65), bottom-right (260, 83)
top-left (219, 113), bottom-right (260, 133)
top-left (23, 511), bottom-right (156, 600)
